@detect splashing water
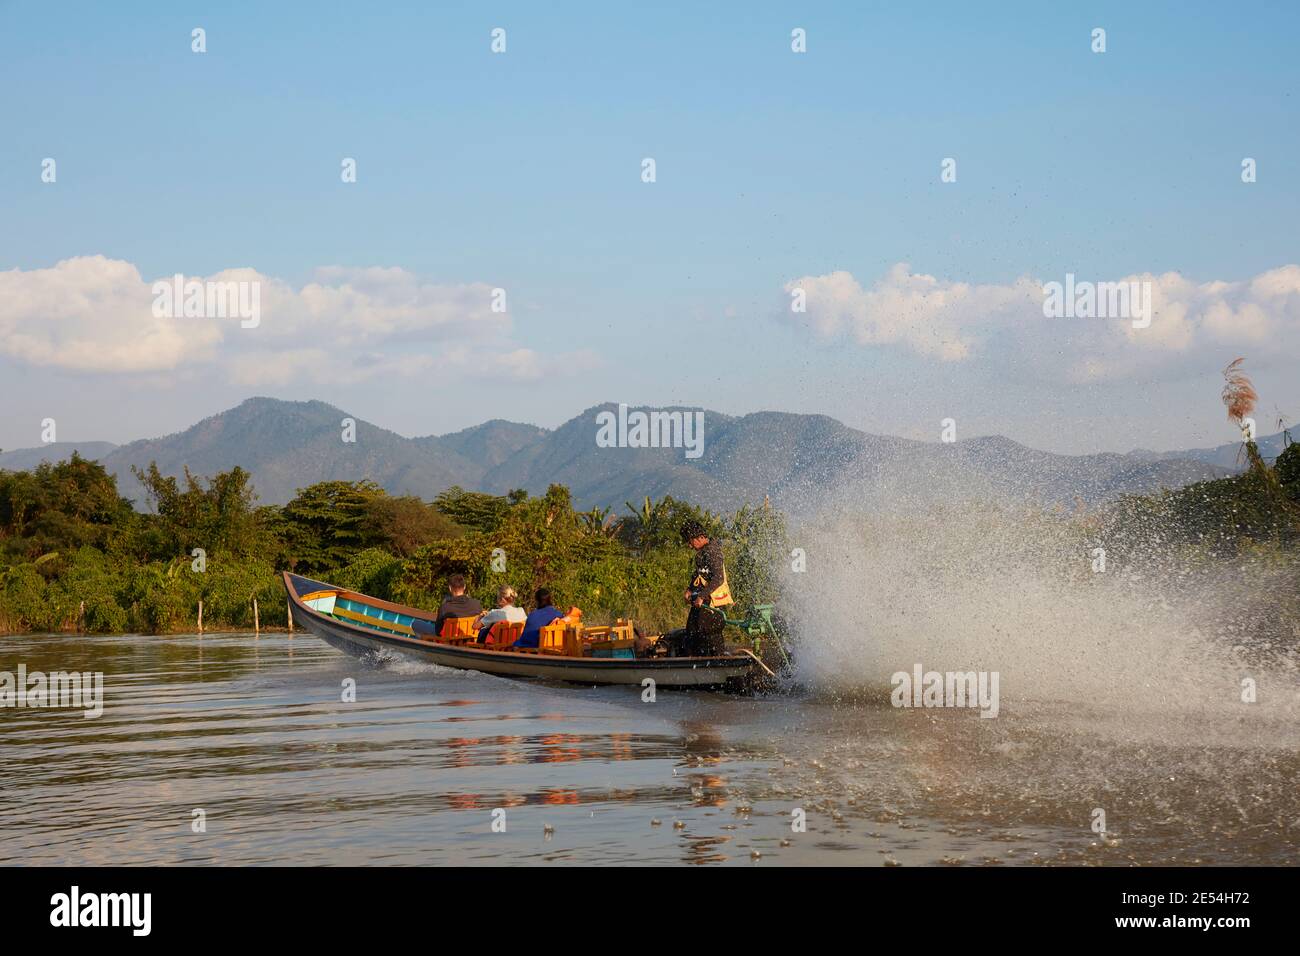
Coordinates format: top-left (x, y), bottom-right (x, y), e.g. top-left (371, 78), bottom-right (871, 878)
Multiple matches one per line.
top-left (752, 483), bottom-right (1300, 863)
top-left (781, 495), bottom-right (1298, 723)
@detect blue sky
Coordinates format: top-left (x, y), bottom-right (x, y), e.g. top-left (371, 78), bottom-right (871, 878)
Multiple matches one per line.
top-left (2, 1), bottom-right (1298, 455)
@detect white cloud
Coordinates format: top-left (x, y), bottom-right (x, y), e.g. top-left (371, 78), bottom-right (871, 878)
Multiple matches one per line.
top-left (397, 344), bottom-right (602, 383)
top-left (784, 264), bottom-right (1042, 362)
top-left (0, 256), bottom-right (222, 372)
top-left (274, 265), bottom-right (509, 345)
top-left (490, 347), bottom-right (602, 381)
top-left (0, 256), bottom-right (579, 385)
top-left (784, 263), bottom-right (1300, 383)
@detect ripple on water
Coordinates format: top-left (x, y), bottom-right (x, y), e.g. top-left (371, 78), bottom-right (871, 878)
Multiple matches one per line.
top-left (0, 633), bottom-right (1296, 864)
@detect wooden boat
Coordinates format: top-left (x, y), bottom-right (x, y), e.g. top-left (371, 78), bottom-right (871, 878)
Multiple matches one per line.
top-left (281, 572), bottom-right (765, 689)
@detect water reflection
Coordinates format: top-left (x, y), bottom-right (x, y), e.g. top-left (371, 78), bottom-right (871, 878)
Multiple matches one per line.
top-left (1, 633), bottom-right (1296, 865)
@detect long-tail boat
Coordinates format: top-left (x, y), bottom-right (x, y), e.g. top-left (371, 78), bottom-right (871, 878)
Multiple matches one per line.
top-left (281, 572), bottom-right (773, 689)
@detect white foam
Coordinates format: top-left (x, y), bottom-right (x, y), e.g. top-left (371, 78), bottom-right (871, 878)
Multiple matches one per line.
top-left (781, 497), bottom-right (1295, 720)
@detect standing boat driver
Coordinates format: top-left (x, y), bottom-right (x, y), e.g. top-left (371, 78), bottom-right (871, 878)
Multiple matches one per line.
top-left (670, 520), bottom-right (733, 657)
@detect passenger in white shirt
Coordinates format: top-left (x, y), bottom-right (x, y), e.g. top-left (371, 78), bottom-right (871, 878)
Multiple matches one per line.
top-left (477, 585), bottom-right (527, 642)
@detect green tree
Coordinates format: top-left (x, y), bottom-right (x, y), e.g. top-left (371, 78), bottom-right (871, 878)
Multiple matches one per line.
top-left (132, 462), bottom-right (263, 560)
top-left (431, 485), bottom-right (522, 533)
top-left (332, 547), bottom-right (405, 600)
top-left (0, 454), bottom-right (133, 561)
top-left (0, 563), bottom-right (54, 631)
top-left (278, 480), bottom-right (382, 571)
top-left (361, 494), bottom-right (463, 557)
top-left (618, 495), bottom-right (721, 555)
top-left (727, 501), bottom-right (789, 612)
top-left (46, 547), bottom-right (129, 633)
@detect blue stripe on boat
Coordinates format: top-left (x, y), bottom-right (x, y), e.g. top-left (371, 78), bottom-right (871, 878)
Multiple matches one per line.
top-left (335, 597), bottom-right (417, 635)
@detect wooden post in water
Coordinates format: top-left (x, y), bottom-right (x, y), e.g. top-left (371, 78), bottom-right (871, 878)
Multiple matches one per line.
top-left (197, 600), bottom-right (204, 634)
top-left (253, 598), bottom-right (260, 635)
top-left (287, 602), bottom-right (293, 634)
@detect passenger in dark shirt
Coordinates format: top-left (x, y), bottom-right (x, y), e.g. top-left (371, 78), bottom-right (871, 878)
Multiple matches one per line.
top-left (432, 574), bottom-right (482, 635)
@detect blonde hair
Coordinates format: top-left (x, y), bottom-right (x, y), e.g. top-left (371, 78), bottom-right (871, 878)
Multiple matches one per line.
top-left (497, 585), bottom-right (517, 606)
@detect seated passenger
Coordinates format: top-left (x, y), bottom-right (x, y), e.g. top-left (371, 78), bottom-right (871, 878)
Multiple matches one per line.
top-left (514, 588), bottom-right (564, 649)
top-left (432, 573), bottom-right (483, 636)
top-left (477, 585), bottom-right (527, 641)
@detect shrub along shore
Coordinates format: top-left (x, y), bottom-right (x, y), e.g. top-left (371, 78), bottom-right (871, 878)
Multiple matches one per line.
top-left (1, 436), bottom-right (1297, 642)
top-left (0, 455), bottom-right (788, 636)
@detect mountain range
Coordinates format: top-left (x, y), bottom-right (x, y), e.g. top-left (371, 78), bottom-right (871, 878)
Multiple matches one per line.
top-left (0, 397), bottom-right (1256, 515)
top-left (1127, 430), bottom-right (1291, 471)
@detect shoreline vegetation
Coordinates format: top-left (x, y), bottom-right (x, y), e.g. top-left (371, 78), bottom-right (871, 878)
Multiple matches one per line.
top-left (3, 368), bottom-right (1298, 643)
top-left (0, 459), bottom-right (789, 638)
top-left (1, 440), bottom-right (1297, 641)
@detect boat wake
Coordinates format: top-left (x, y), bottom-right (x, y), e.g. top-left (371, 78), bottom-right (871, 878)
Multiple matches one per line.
top-left (779, 495), bottom-right (1300, 728)
top-left (364, 650), bottom-right (496, 681)
top-left (357, 648), bottom-right (399, 668)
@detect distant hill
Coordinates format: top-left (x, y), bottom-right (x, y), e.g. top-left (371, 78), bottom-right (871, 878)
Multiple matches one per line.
top-left (479, 404), bottom-right (737, 507)
top-left (416, 419), bottom-right (549, 475)
top-left (1129, 430), bottom-right (1289, 470)
top-left (0, 397), bottom-right (1241, 513)
top-left (0, 442), bottom-right (118, 472)
top-left (95, 398), bottom-right (486, 507)
top-left (484, 405), bottom-right (1233, 514)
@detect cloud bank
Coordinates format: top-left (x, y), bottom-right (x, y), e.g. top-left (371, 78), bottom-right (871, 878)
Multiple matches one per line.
top-left (4, 256), bottom-right (1294, 393)
top-left (783, 263), bottom-right (1300, 383)
top-left (0, 256), bottom-right (596, 385)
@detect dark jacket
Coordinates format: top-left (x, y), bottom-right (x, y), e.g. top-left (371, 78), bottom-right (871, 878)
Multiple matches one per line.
top-left (689, 539), bottom-right (730, 606)
top-left (434, 593), bottom-right (483, 635)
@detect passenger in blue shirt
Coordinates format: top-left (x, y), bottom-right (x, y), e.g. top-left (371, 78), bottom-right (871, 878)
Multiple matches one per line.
top-left (515, 588), bottom-right (564, 648)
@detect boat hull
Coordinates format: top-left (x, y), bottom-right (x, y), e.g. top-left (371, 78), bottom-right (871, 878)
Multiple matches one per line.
top-left (282, 572), bottom-right (756, 688)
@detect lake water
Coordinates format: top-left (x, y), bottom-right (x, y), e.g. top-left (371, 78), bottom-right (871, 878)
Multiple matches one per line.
top-left (2, 632), bottom-right (1297, 866)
